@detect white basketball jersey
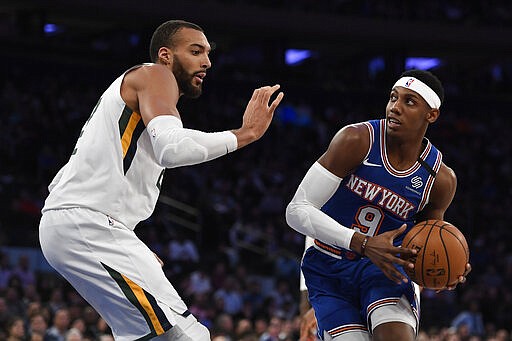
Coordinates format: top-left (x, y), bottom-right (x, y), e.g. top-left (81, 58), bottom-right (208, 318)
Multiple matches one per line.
top-left (43, 65), bottom-right (165, 229)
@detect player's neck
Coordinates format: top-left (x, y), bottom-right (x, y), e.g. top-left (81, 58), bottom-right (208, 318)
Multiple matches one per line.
top-left (386, 137), bottom-right (425, 170)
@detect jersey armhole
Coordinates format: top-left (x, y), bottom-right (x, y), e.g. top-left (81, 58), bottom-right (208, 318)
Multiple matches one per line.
top-left (362, 121), bottom-right (375, 161)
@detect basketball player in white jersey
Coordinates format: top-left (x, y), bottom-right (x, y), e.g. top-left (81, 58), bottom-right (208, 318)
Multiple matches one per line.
top-left (39, 20), bottom-right (284, 341)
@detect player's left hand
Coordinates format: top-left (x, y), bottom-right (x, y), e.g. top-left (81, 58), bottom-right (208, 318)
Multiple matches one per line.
top-left (438, 262), bottom-right (471, 292)
top-left (235, 85), bottom-right (284, 148)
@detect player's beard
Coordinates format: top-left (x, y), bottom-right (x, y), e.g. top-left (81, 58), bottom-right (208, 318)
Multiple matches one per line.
top-left (173, 55), bottom-right (202, 99)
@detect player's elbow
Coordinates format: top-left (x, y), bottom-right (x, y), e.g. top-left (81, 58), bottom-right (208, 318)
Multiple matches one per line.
top-left (285, 201), bottom-right (297, 228)
top-left (285, 201), bottom-right (308, 236)
top-left (153, 136), bottom-right (208, 168)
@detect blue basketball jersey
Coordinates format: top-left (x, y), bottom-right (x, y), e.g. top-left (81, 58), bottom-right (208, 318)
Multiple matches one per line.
top-left (302, 119), bottom-right (442, 338)
top-left (315, 119), bottom-right (442, 257)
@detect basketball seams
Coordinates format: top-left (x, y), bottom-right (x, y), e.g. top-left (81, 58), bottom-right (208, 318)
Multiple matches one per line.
top-left (440, 227), bottom-right (470, 261)
top-left (402, 220), bottom-right (429, 283)
top-left (402, 219), bottom-right (469, 290)
top-left (402, 221), bottom-right (427, 248)
top-left (421, 223), bottom-right (438, 288)
top-left (437, 226), bottom-right (450, 288)
top-left (440, 226), bottom-right (469, 286)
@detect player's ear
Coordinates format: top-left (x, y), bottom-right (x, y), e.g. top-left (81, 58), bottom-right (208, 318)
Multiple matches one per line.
top-left (426, 108), bottom-right (439, 123)
top-left (158, 47), bottom-right (172, 65)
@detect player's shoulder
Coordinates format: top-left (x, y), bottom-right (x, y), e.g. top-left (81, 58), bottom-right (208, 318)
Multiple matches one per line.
top-left (331, 122), bottom-right (370, 146)
top-left (324, 122), bottom-right (370, 162)
top-left (435, 162), bottom-right (457, 192)
top-left (123, 63), bottom-right (175, 89)
top-left (126, 63), bottom-right (171, 78)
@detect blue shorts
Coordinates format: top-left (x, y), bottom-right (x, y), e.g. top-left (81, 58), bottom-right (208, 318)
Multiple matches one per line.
top-left (302, 247), bottom-right (419, 339)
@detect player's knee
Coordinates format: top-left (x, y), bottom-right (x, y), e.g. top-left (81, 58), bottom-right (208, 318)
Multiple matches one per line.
top-left (194, 323), bottom-right (210, 341)
top-left (155, 321), bottom-right (210, 341)
top-left (179, 319), bottom-right (210, 341)
top-left (372, 322), bottom-right (414, 341)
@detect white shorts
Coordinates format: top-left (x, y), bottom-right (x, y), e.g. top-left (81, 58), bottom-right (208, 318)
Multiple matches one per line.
top-left (39, 208), bottom-right (208, 341)
top-left (369, 294), bottom-right (419, 334)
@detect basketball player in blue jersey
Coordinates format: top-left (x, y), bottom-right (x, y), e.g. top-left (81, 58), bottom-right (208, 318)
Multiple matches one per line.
top-left (287, 69), bottom-right (470, 341)
top-left (39, 20), bottom-right (283, 341)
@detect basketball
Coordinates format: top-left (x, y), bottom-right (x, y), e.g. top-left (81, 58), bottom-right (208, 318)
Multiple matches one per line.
top-left (401, 220), bottom-right (469, 290)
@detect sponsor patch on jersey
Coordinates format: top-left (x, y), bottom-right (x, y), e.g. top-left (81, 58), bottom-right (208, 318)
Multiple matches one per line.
top-left (411, 176), bottom-right (423, 189)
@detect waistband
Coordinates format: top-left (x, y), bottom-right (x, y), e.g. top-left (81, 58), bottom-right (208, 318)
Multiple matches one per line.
top-left (313, 239), bottom-right (362, 261)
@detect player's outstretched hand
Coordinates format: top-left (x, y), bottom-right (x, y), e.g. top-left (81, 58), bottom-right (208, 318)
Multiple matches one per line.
top-left (234, 85), bottom-right (284, 149)
top-left (362, 224), bottom-right (417, 284)
top-left (438, 262), bottom-right (472, 292)
top-left (300, 307), bottom-right (317, 341)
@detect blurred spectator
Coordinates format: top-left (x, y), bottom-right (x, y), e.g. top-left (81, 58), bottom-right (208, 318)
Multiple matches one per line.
top-left (70, 318), bottom-right (86, 336)
top-left (4, 286), bottom-right (25, 317)
top-left (243, 279), bottom-right (265, 317)
top-left (493, 329), bottom-right (510, 341)
top-left (185, 267), bottom-right (212, 296)
top-left (259, 316), bottom-right (282, 341)
top-left (235, 318), bottom-right (254, 339)
top-left (168, 230), bottom-right (200, 264)
top-left (5, 315), bottom-right (25, 341)
top-left (451, 301), bottom-right (485, 337)
top-left (28, 313), bottom-right (48, 339)
top-left (65, 327), bottom-right (83, 341)
top-left (46, 308), bottom-right (70, 341)
top-left (11, 255), bottom-right (36, 289)
top-left (188, 292), bottom-right (215, 329)
top-left (0, 252), bottom-right (12, 291)
top-left (47, 288), bottom-right (67, 315)
top-left (214, 276), bottom-right (244, 316)
top-left (94, 317), bottom-right (112, 338)
top-left (212, 313), bottom-right (235, 340)
top-left (98, 335), bottom-right (114, 341)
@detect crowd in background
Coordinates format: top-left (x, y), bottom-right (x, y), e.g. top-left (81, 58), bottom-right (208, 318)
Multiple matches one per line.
top-left (221, 0), bottom-right (512, 25)
top-left (1, 4), bottom-right (512, 338)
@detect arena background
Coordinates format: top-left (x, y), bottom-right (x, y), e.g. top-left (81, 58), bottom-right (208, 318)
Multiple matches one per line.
top-left (1, 1), bottom-right (511, 340)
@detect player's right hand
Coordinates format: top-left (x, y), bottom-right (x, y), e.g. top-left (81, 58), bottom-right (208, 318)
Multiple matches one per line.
top-left (439, 262), bottom-right (472, 292)
top-left (235, 85), bottom-right (284, 148)
top-left (362, 224), bottom-right (417, 284)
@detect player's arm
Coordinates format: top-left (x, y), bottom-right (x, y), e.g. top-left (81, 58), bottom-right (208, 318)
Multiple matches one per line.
top-left (286, 123), bottom-right (416, 284)
top-left (286, 124), bottom-right (369, 249)
top-left (121, 64), bottom-right (284, 168)
top-left (416, 162), bottom-right (471, 288)
top-left (416, 162), bottom-right (456, 221)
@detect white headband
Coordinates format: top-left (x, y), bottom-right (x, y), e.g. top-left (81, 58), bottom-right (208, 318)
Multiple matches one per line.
top-left (393, 76), bottom-right (441, 109)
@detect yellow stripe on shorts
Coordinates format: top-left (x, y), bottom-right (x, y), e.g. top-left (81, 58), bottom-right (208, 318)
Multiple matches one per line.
top-left (121, 274), bottom-right (165, 335)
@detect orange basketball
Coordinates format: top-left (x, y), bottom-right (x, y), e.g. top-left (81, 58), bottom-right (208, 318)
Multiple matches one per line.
top-left (401, 220), bottom-right (469, 290)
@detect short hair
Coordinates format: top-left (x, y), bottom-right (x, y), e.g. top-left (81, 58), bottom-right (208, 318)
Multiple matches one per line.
top-left (149, 20), bottom-right (204, 63)
top-left (400, 69), bottom-right (445, 106)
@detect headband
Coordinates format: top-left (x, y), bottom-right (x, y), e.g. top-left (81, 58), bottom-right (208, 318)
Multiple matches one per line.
top-left (393, 77), bottom-right (441, 109)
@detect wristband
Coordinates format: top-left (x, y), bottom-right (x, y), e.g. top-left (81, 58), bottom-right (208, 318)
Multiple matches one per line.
top-left (361, 236), bottom-right (369, 256)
